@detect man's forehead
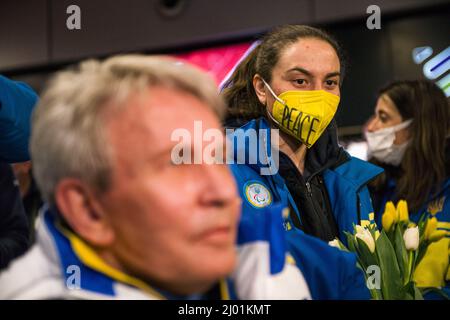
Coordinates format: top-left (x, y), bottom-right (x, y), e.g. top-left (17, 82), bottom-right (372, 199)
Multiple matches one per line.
top-left (105, 87), bottom-right (221, 154)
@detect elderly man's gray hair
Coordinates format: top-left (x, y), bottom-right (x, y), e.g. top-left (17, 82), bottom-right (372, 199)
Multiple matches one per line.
top-left (31, 55), bottom-right (225, 204)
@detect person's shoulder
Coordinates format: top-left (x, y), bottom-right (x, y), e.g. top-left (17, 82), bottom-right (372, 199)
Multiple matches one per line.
top-left (329, 155), bottom-right (384, 188)
top-left (335, 155), bottom-right (383, 174)
top-left (0, 244), bottom-right (65, 299)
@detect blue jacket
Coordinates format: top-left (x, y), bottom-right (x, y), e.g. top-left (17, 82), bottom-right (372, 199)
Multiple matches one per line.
top-left (0, 75), bottom-right (38, 162)
top-left (227, 118), bottom-right (380, 299)
top-left (228, 118), bottom-right (383, 241)
top-left (231, 201), bottom-right (371, 299)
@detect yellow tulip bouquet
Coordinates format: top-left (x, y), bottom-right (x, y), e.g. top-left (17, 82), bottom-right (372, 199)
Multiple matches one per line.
top-left (329, 200), bottom-right (447, 300)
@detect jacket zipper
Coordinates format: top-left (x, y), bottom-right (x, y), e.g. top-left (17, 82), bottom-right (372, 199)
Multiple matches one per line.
top-left (305, 181), bottom-right (312, 197)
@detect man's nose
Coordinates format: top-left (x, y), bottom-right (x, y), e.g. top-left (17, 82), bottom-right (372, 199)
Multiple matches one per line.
top-left (200, 164), bottom-right (238, 207)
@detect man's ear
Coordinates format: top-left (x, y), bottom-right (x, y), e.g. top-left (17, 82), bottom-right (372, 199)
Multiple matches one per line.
top-left (253, 74), bottom-right (267, 106)
top-left (54, 178), bottom-right (114, 247)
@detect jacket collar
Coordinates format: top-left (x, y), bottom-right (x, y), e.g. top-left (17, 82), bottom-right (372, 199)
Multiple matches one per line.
top-left (228, 118), bottom-right (382, 188)
top-left (41, 208), bottom-right (166, 298)
top-left (227, 117), bottom-right (279, 176)
top-left (41, 208), bottom-right (230, 300)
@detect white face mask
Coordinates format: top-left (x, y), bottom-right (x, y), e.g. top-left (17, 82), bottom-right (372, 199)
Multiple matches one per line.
top-left (365, 119), bottom-right (413, 166)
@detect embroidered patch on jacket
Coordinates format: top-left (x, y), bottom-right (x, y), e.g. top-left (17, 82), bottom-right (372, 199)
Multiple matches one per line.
top-left (244, 181), bottom-right (272, 208)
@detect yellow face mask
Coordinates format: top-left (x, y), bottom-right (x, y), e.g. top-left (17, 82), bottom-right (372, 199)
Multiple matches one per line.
top-left (263, 79), bottom-right (340, 148)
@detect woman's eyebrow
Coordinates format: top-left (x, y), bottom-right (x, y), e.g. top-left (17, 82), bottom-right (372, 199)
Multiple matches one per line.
top-left (325, 72), bottom-right (341, 78)
top-left (286, 68), bottom-right (341, 79)
top-left (286, 67), bottom-right (312, 76)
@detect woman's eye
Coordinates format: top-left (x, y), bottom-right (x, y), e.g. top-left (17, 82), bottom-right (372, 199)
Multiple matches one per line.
top-left (326, 80), bottom-right (337, 85)
top-left (379, 114), bottom-right (388, 123)
top-left (294, 79), bottom-right (306, 85)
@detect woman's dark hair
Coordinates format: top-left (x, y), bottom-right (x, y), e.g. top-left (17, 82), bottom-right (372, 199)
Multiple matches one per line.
top-left (221, 25), bottom-right (345, 122)
top-left (371, 80), bottom-right (450, 212)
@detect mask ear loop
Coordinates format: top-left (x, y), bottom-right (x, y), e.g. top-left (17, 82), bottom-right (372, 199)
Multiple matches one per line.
top-left (261, 78), bottom-right (286, 105)
top-left (393, 119), bottom-right (413, 132)
top-left (261, 78), bottom-right (287, 127)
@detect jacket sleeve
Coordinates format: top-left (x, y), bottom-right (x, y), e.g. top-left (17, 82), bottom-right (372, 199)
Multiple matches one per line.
top-left (286, 229), bottom-right (371, 300)
top-left (0, 162), bottom-right (30, 270)
top-left (233, 198), bottom-right (370, 300)
top-left (0, 75), bottom-right (38, 163)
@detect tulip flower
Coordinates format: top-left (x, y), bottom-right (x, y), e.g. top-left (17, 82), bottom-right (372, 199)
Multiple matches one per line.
top-left (428, 230), bottom-right (447, 242)
top-left (424, 217), bottom-right (438, 240)
top-left (382, 202), bottom-right (397, 232)
top-left (355, 226), bottom-right (376, 253)
top-left (382, 210), bottom-right (395, 232)
top-left (328, 239), bottom-right (341, 249)
top-left (374, 230), bottom-right (380, 240)
top-left (403, 226), bottom-right (419, 250)
top-left (355, 225), bottom-right (365, 234)
top-left (387, 201), bottom-right (399, 221)
top-left (397, 200), bottom-right (409, 222)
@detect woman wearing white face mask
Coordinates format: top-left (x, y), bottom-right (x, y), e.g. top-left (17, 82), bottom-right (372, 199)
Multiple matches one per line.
top-left (366, 80), bottom-right (450, 298)
top-left (366, 118), bottom-right (413, 167)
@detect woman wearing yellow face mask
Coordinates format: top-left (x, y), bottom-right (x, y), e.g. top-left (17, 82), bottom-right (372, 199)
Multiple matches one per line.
top-left (222, 25), bottom-right (383, 243)
top-left (366, 80), bottom-right (450, 298)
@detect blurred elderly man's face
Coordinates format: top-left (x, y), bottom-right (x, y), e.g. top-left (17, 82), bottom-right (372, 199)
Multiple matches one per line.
top-left (93, 86), bottom-right (240, 295)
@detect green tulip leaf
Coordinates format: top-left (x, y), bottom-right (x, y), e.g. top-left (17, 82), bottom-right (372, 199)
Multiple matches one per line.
top-left (393, 225), bottom-right (409, 282)
top-left (375, 230), bottom-right (403, 299)
top-left (344, 231), bottom-right (357, 254)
